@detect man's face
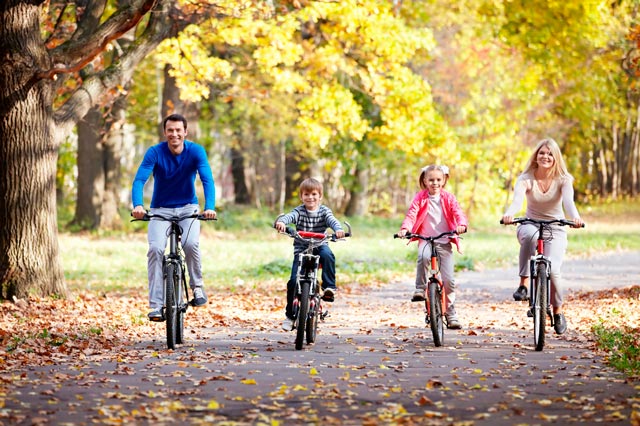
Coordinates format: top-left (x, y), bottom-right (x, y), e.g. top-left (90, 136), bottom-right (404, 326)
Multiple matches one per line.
top-left (164, 120), bottom-right (187, 155)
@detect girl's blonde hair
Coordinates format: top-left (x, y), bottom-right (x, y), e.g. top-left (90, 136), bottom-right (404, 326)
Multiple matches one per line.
top-left (522, 138), bottom-right (572, 180)
top-left (419, 165), bottom-right (447, 190)
top-left (299, 177), bottom-right (323, 197)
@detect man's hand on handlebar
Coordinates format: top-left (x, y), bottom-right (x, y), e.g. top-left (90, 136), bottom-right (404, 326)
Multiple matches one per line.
top-left (132, 205), bottom-right (146, 220)
top-left (201, 209), bottom-right (217, 220)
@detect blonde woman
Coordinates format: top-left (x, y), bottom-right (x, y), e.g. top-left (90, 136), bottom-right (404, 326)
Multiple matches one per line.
top-left (501, 138), bottom-right (584, 335)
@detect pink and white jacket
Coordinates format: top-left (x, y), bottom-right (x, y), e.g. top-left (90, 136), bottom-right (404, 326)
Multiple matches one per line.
top-left (400, 189), bottom-right (468, 253)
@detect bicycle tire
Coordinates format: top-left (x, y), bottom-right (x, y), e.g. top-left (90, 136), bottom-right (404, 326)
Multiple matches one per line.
top-left (306, 294), bottom-right (319, 345)
top-left (533, 262), bottom-right (547, 351)
top-left (296, 281), bottom-right (310, 350)
top-left (428, 279), bottom-right (444, 347)
top-left (165, 262), bottom-right (178, 350)
top-left (175, 264), bottom-right (185, 345)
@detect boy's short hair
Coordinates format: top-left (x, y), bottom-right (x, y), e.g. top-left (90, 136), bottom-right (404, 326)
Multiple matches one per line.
top-left (299, 178), bottom-right (323, 197)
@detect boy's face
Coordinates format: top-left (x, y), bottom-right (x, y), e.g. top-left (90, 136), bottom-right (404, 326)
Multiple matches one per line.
top-left (301, 189), bottom-right (322, 211)
top-left (424, 170), bottom-right (445, 196)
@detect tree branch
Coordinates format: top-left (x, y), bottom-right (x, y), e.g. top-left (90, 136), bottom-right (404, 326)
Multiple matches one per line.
top-left (37, 0), bottom-right (157, 80)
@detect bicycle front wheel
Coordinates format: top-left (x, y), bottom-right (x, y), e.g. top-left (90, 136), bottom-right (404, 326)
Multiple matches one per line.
top-left (295, 281), bottom-right (310, 350)
top-left (428, 279), bottom-right (444, 347)
top-left (175, 265), bottom-right (186, 345)
top-left (306, 294), bottom-right (320, 345)
top-left (165, 262), bottom-right (179, 350)
top-left (533, 262), bottom-right (548, 351)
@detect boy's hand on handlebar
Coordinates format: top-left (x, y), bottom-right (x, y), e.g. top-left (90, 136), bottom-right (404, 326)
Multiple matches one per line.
top-left (132, 205), bottom-right (146, 220)
top-left (335, 230), bottom-right (345, 239)
top-left (275, 221), bottom-right (286, 233)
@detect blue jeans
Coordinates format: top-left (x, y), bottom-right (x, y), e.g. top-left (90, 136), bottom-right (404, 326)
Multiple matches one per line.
top-left (285, 244), bottom-right (336, 319)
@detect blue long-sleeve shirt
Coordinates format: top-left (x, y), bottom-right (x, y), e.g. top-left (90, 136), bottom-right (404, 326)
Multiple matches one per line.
top-left (131, 141), bottom-right (215, 210)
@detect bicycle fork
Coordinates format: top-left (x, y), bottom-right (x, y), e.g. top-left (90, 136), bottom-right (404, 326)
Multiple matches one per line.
top-left (529, 255), bottom-right (553, 324)
top-left (424, 256), bottom-right (444, 324)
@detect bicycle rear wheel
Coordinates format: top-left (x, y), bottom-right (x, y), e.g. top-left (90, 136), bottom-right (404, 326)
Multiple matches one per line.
top-left (533, 262), bottom-right (548, 351)
top-left (165, 262), bottom-right (179, 350)
top-left (428, 279), bottom-right (444, 347)
top-left (306, 294), bottom-right (319, 345)
top-left (295, 281), bottom-right (310, 350)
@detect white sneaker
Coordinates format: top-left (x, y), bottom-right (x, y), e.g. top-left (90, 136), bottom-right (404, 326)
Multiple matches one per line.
top-left (282, 317), bottom-right (294, 331)
top-left (445, 310), bottom-right (462, 330)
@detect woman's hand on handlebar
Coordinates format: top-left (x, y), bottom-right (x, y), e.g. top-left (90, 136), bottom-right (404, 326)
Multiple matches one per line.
top-left (501, 215), bottom-right (514, 225)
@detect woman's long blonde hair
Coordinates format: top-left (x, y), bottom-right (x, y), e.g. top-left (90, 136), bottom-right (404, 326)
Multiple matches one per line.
top-left (522, 138), bottom-right (572, 180)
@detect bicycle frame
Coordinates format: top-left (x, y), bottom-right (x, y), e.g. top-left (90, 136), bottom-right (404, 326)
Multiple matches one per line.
top-left (502, 217), bottom-right (583, 351)
top-left (277, 220), bottom-right (351, 350)
top-left (394, 230), bottom-right (459, 347)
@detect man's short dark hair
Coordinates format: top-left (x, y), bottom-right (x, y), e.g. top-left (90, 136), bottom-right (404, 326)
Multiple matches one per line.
top-left (163, 114), bottom-right (188, 131)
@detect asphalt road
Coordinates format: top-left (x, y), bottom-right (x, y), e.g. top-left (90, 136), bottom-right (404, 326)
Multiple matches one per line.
top-left (2, 251), bottom-right (639, 425)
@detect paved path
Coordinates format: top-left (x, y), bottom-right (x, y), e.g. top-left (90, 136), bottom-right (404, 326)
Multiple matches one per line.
top-left (2, 252), bottom-right (638, 425)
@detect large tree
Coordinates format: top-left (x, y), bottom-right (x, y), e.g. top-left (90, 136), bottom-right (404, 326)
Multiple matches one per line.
top-left (0, 0), bottom-right (172, 299)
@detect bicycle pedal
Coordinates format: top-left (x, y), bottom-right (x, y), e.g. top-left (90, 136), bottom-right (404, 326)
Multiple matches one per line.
top-left (149, 316), bottom-right (165, 322)
top-left (321, 295), bottom-right (334, 302)
top-left (321, 311), bottom-right (330, 320)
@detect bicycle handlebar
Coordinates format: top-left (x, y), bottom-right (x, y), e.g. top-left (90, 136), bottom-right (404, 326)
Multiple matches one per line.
top-left (500, 217), bottom-right (584, 228)
top-left (278, 221), bottom-right (352, 242)
top-left (130, 212), bottom-right (217, 222)
top-left (393, 230), bottom-right (460, 241)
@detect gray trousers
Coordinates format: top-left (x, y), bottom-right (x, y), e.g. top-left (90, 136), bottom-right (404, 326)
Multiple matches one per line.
top-left (147, 204), bottom-right (203, 310)
top-left (517, 223), bottom-right (568, 308)
top-left (415, 241), bottom-right (456, 314)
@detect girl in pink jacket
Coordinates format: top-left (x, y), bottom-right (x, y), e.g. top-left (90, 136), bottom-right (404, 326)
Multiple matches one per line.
top-left (397, 165), bottom-right (468, 329)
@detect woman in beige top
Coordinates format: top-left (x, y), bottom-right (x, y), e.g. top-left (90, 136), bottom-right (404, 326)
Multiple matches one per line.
top-left (502, 138), bottom-right (584, 335)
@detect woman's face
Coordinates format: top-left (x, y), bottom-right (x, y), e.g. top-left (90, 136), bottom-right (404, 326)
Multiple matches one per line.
top-left (424, 170), bottom-right (445, 195)
top-left (536, 144), bottom-right (555, 171)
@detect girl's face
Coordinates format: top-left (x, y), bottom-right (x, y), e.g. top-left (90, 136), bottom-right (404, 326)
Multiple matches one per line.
top-left (424, 170), bottom-right (445, 195)
top-left (301, 189), bottom-right (322, 211)
top-left (536, 145), bottom-right (555, 171)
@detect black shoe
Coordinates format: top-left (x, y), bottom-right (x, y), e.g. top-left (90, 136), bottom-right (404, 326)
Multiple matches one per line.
top-left (192, 287), bottom-right (208, 307)
top-left (526, 307), bottom-right (533, 317)
top-left (513, 286), bottom-right (528, 301)
top-left (553, 313), bottom-right (567, 335)
top-left (411, 289), bottom-right (426, 302)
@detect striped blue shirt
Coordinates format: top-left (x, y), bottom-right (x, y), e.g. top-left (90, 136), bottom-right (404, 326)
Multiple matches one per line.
top-left (278, 205), bottom-right (343, 254)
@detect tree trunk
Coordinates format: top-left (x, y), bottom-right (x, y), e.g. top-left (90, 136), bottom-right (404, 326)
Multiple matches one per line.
top-left (345, 165), bottom-right (370, 216)
top-left (230, 147), bottom-right (250, 204)
top-left (74, 107), bottom-right (104, 229)
top-left (0, 1), bottom-right (66, 299)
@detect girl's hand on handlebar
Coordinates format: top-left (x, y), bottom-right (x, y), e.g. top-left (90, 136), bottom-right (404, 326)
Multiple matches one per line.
top-left (397, 229), bottom-right (408, 237)
top-left (456, 225), bottom-right (467, 234)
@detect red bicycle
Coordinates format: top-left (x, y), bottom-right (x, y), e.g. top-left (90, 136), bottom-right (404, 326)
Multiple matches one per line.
top-left (394, 230), bottom-right (459, 347)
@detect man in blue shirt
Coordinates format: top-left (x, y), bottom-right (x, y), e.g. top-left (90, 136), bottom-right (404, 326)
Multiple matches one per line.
top-left (131, 114), bottom-right (216, 321)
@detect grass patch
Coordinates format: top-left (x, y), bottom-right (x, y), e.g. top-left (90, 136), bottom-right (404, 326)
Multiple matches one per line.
top-left (593, 323), bottom-right (640, 377)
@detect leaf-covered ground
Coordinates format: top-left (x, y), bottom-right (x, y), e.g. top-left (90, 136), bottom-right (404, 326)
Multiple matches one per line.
top-left (1, 277), bottom-right (639, 425)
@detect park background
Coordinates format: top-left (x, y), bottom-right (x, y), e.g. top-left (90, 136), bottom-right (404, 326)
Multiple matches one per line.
top-left (1, 0), bottom-right (640, 378)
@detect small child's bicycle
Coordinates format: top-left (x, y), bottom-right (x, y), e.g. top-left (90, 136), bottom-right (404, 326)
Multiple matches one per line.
top-left (394, 230), bottom-right (460, 347)
top-left (132, 212), bottom-right (216, 350)
top-left (501, 217), bottom-right (584, 351)
top-left (277, 219), bottom-right (351, 350)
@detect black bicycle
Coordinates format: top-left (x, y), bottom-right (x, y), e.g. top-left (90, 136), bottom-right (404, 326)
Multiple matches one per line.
top-left (394, 230), bottom-right (460, 347)
top-left (132, 212), bottom-right (215, 349)
top-left (501, 217), bottom-right (584, 351)
top-left (277, 220), bottom-right (351, 350)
